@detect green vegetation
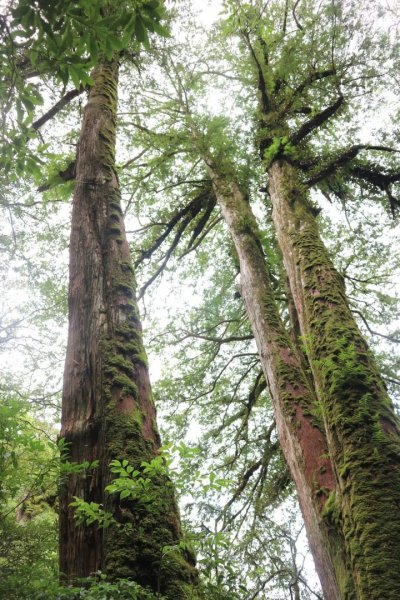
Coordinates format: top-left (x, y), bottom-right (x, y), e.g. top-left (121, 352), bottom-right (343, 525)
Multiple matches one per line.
top-left (0, 0), bottom-right (399, 598)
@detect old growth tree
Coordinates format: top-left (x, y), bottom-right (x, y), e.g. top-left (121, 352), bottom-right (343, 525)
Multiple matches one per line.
top-left (0, 0), bottom-right (400, 599)
top-left (248, 3), bottom-right (400, 597)
top-left (114, 1), bottom-right (400, 598)
top-left (1, 0), bottom-right (198, 598)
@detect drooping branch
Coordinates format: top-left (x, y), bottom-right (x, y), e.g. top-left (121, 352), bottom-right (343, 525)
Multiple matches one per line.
top-left (285, 142), bottom-right (400, 214)
top-left (223, 459), bottom-right (263, 511)
top-left (137, 218), bottom-right (192, 299)
top-left (221, 423), bottom-right (283, 529)
top-left (185, 193), bottom-right (216, 250)
top-left (244, 370), bottom-right (267, 416)
top-left (292, 0), bottom-right (304, 31)
top-left (352, 309), bottom-right (400, 344)
top-left (348, 163), bottom-right (400, 215)
top-left (242, 31), bottom-right (270, 115)
top-left (134, 185), bottom-right (212, 267)
top-left (137, 186), bottom-right (217, 298)
top-left (178, 215), bottom-right (222, 259)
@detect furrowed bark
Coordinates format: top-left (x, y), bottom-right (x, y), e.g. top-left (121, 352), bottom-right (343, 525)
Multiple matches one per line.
top-left (268, 159), bottom-right (400, 600)
top-left (59, 62), bottom-right (197, 598)
top-left (204, 156), bottom-right (347, 600)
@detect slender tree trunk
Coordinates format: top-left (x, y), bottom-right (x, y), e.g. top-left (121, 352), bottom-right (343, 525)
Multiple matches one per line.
top-left (268, 159), bottom-right (400, 600)
top-left (59, 62), bottom-right (197, 598)
top-left (204, 156), bottom-right (350, 600)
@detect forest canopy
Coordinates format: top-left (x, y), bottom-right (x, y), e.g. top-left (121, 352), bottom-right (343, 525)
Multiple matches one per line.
top-left (0, 0), bottom-right (400, 599)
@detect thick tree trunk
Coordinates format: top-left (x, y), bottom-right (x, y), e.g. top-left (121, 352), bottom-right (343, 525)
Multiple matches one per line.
top-left (269, 159), bottom-right (400, 600)
top-left (59, 62), bottom-right (197, 598)
top-left (204, 157), bottom-right (349, 600)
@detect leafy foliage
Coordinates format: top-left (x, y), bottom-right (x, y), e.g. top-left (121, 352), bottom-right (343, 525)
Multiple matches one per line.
top-left (0, 0), bottom-right (399, 598)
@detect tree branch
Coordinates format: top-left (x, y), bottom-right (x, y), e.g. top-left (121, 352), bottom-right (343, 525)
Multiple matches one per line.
top-left (353, 309), bottom-right (400, 343)
top-left (32, 87), bottom-right (85, 131)
top-left (281, 69), bottom-right (336, 116)
top-left (290, 95), bottom-right (344, 145)
top-left (305, 145), bottom-right (400, 186)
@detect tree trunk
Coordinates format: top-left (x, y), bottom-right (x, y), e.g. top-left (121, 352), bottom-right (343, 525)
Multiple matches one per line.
top-left (268, 159), bottom-right (400, 600)
top-left (59, 62), bottom-right (197, 598)
top-left (204, 157), bottom-right (349, 600)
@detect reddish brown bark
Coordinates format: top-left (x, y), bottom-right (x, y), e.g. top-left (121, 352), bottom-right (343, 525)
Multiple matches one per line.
top-left (204, 156), bottom-right (346, 600)
top-left (268, 159), bottom-right (400, 600)
top-left (59, 62), bottom-right (197, 598)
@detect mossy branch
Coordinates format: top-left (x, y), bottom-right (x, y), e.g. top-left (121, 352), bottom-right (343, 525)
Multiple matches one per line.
top-left (281, 69), bottom-right (336, 116)
top-left (134, 185), bottom-right (213, 268)
top-left (289, 95), bottom-right (344, 145)
top-left (305, 145), bottom-right (400, 186)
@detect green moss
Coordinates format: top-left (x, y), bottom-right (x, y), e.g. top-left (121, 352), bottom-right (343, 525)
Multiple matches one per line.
top-left (270, 160), bottom-right (400, 599)
top-left (104, 366), bottom-right (138, 397)
top-left (114, 281), bottom-right (134, 297)
top-left (134, 350), bottom-right (149, 367)
top-left (107, 354), bottom-right (134, 375)
top-left (322, 491), bottom-right (339, 522)
top-left (90, 63), bottom-right (119, 178)
top-left (120, 261), bottom-right (134, 274)
top-left (110, 201), bottom-right (123, 214)
top-left (107, 226), bottom-right (122, 238)
top-left (263, 135), bottom-right (297, 167)
top-left (102, 403), bottom-right (198, 597)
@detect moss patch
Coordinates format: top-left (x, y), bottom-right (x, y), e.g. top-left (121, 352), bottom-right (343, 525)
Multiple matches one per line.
top-left (270, 160), bottom-right (400, 599)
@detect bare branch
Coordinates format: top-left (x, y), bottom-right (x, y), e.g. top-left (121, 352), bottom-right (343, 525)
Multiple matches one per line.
top-left (32, 87), bottom-right (85, 131)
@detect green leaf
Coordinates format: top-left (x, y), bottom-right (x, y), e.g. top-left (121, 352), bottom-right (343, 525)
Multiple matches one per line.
top-left (68, 64), bottom-right (82, 89)
top-left (60, 22), bottom-right (73, 52)
top-left (105, 484), bottom-right (118, 493)
top-left (108, 34), bottom-right (124, 52)
top-left (135, 16), bottom-right (150, 49)
top-left (149, 20), bottom-right (169, 37)
top-left (122, 13), bottom-right (136, 42)
top-left (20, 95), bottom-right (35, 113)
top-left (89, 34), bottom-right (99, 63)
top-left (12, 3), bottom-right (31, 19)
top-left (141, 14), bottom-right (169, 37)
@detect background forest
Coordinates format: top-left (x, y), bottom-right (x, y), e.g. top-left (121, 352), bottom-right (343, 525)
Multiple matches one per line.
top-left (1, 0), bottom-right (400, 599)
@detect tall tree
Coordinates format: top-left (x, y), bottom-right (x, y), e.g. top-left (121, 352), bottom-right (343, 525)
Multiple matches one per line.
top-left (231, 0), bottom-right (400, 597)
top-left (110, 2), bottom-right (400, 595)
top-left (60, 60), bottom-right (197, 596)
top-left (202, 153), bottom-right (345, 599)
top-left (1, 1), bottom-right (198, 596)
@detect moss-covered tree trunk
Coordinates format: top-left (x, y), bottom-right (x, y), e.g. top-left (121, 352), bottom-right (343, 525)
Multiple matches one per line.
top-left (204, 157), bottom-right (349, 600)
top-left (59, 62), bottom-right (197, 598)
top-left (268, 159), bottom-right (400, 600)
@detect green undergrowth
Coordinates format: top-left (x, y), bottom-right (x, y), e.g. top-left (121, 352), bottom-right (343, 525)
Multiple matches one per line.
top-left (22, 574), bottom-right (166, 600)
